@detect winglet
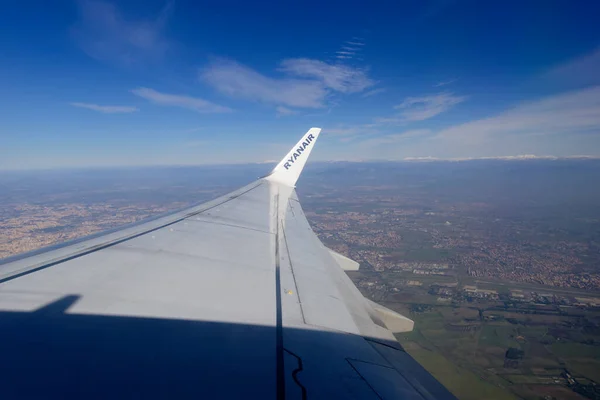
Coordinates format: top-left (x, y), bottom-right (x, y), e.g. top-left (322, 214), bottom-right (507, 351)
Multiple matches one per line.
top-left (266, 127), bottom-right (321, 187)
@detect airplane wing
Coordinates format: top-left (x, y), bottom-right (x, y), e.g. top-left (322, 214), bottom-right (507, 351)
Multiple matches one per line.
top-left (0, 128), bottom-right (456, 399)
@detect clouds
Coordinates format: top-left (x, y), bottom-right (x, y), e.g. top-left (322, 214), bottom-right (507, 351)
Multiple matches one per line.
top-left (323, 90), bottom-right (467, 149)
top-left (355, 86), bottom-right (600, 160)
top-left (71, 88), bottom-right (230, 115)
top-left (72, 0), bottom-right (173, 65)
top-left (544, 46), bottom-right (600, 88)
top-left (436, 85), bottom-right (600, 142)
top-left (362, 88), bottom-right (386, 98)
top-left (279, 58), bottom-right (374, 94)
top-left (201, 59), bottom-right (326, 108)
top-left (433, 79), bottom-right (457, 87)
top-left (276, 106), bottom-right (297, 117)
top-left (201, 57), bottom-right (374, 109)
top-left (335, 37), bottom-right (365, 60)
top-left (131, 87), bottom-right (231, 113)
top-left (339, 84), bottom-right (600, 161)
top-left (72, 5), bottom-right (376, 114)
top-left (70, 102), bottom-right (138, 113)
top-left (363, 92), bottom-right (466, 128)
top-left (394, 93), bottom-right (466, 121)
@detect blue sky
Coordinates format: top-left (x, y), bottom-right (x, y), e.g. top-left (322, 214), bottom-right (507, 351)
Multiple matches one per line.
top-left (1, 0), bottom-right (600, 169)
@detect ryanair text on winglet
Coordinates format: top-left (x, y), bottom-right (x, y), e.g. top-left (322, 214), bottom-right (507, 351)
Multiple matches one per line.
top-left (283, 133), bottom-right (315, 170)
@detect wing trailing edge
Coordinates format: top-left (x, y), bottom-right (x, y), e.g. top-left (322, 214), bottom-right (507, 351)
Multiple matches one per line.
top-left (266, 127), bottom-right (321, 187)
top-left (328, 248), bottom-right (360, 271)
top-left (367, 299), bottom-right (414, 333)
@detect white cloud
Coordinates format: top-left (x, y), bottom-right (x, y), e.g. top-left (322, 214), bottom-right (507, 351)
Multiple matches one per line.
top-left (70, 102), bottom-right (138, 113)
top-left (335, 38), bottom-right (366, 60)
top-left (280, 58), bottom-right (374, 93)
top-left (342, 86), bottom-right (600, 160)
top-left (437, 86), bottom-right (600, 142)
top-left (362, 88), bottom-right (386, 98)
top-left (276, 106), bottom-right (297, 117)
top-left (544, 47), bottom-right (600, 88)
top-left (72, 0), bottom-right (172, 64)
top-left (131, 87), bottom-right (232, 113)
top-left (433, 79), bottom-right (457, 87)
top-left (201, 59), bottom-right (326, 108)
top-left (394, 92), bottom-right (466, 121)
top-left (346, 40), bottom-right (365, 47)
top-left (201, 58), bottom-right (374, 109)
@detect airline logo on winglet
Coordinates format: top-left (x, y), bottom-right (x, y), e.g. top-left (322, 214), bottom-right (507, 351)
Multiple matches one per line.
top-left (283, 133), bottom-right (315, 170)
top-left (266, 127), bottom-right (321, 187)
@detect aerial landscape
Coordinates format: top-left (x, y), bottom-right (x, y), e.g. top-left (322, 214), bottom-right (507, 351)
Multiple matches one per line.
top-left (2, 160), bottom-right (600, 400)
top-left (2, 0), bottom-right (600, 398)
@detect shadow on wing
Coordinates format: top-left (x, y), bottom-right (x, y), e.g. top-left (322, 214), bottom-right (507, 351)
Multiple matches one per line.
top-left (0, 295), bottom-right (453, 399)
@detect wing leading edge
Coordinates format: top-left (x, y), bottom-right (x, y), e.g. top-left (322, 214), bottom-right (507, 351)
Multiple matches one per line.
top-left (0, 128), bottom-right (455, 399)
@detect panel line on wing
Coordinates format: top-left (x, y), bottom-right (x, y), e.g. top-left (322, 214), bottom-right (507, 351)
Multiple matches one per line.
top-left (281, 224), bottom-right (306, 324)
top-left (273, 192), bottom-right (286, 400)
top-left (184, 218), bottom-right (272, 234)
top-left (345, 359), bottom-right (385, 400)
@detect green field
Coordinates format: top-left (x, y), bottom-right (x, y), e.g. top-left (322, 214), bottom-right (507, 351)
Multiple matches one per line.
top-left (389, 299), bottom-right (600, 400)
top-left (566, 360), bottom-right (600, 383)
top-left (398, 338), bottom-right (518, 400)
top-left (478, 325), bottom-right (520, 348)
top-left (552, 342), bottom-right (600, 359)
top-left (351, 263), bottom-right (600, 399)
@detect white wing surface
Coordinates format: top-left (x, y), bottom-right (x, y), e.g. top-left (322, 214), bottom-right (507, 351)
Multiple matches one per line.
top-left (0, 128), bottom-right (456, 399)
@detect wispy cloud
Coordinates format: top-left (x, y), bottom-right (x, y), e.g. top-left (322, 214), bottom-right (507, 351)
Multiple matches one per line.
top-left (544, 46), bottom-right (600, 88)
top-left (362, 87), bottom-right (386, 98)
top-left (276, 106), bottom-right (297, 117)
top-left (394, 92), bottom-right (466, 121)
top-left (335, 37), bottom-right (365, 60)
top-left (360, 86), bottom-right (600, 159)
top-left (436, 86), bottom-right (600, 142)
top-left (131, 87), bottom-right (232, 113)
top-left (279, 58), bottom-right (374, 93)
top-left (70, 102), bottom-right (138, 113)
top-left (201, 57), bottom-right (374, 109)
top-left (433, 78), bottom-right (457, 87)
top-left (346, 40), bottom-right (365, 47)
top-left (201, 58), bottom-right (326, 108)
top-left (72, 0), bottom-right (173, 65)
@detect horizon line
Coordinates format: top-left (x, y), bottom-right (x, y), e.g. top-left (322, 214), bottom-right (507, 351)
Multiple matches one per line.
top-left (2, 155), bottom-right (600, 172)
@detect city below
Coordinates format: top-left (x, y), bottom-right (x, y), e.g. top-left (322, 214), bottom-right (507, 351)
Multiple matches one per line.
top-left (1, 160), bottom-right (599, 400)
